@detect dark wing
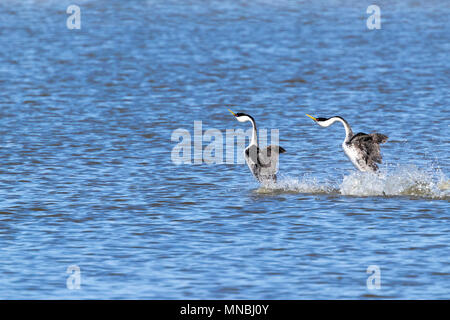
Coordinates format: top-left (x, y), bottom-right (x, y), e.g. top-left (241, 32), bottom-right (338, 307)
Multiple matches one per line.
top-left (245, 145), bottom-right (286, 183)
top-left (264, 145), bottom-right (286, 157)
top-left (245, 145), bottom-right (262, 181)
top-left (245, 145), bottom-right (259, 166)
top-left (350, 132), bottom-right (388, 168)
top-left (257, 145), bottom-right (286, 176)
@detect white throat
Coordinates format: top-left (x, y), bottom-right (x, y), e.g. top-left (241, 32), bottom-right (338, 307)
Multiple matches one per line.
top-left (319, 117), bottom-right (353, 143)
top-left (237, 115), bottom-right (258, 146)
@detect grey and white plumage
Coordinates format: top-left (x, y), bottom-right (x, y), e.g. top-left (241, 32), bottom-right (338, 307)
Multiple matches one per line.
top-left (229, 109), bottom-right (286, 183)
top-left (306, 115), bottom-right (388, 172)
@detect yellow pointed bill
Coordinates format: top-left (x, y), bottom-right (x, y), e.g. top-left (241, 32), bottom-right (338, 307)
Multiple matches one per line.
top-left (228, 108), bottom-right (236, 116)
top-left (306, 114), bottom-right (317, 121)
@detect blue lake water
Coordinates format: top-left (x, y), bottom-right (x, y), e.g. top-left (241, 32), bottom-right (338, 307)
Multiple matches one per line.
top-left (0, 0), bottom-right (449, 299)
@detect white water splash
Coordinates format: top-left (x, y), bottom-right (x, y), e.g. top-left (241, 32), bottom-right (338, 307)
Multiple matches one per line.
top-left (256, 165), bottom-right (449, 199)
top-left (340, 165), bottom-right (449, 199)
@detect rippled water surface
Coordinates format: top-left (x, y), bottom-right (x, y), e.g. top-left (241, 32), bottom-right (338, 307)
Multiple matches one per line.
top-left (0, 0), bottom-right (449, 299)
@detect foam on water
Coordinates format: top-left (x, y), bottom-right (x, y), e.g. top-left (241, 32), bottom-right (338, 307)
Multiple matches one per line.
top-left (340, 165), bottom-right (449, 199)
top-left (257, 165), bottom-right (449, 200)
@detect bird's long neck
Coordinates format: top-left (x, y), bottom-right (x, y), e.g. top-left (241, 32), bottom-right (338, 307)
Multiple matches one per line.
top-left (325, 117), bottom-right (353, 143)
top-left (249, 118), bottom-right (258, 146)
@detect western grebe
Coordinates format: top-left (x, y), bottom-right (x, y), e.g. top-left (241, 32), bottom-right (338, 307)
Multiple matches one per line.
top-left (228, 109), bottom-right (286, 184)
top-left (306, 114), bottom-right (388, 172)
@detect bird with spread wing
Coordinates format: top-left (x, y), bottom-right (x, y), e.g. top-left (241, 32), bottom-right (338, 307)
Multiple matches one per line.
top-left (306, 114), bottom-right (388, 172)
